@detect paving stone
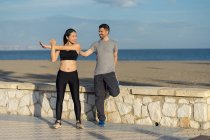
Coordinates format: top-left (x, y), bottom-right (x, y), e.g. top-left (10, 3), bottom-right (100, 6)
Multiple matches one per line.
top-left (0, 113), bottom-right (210, 140)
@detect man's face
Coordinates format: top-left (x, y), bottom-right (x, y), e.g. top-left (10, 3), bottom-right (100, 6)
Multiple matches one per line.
top-left (99, 28), bottom-right (109, 39)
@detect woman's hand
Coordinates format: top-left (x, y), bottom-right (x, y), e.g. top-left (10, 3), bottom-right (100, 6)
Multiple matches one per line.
top-left (39, 41), bottom-right (51, 49)
top-left (50, 39), bottom-right (56, 46)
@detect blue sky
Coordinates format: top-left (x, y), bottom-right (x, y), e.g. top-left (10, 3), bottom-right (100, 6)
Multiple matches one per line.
top-left (0, 0), bottom-right (210, 50)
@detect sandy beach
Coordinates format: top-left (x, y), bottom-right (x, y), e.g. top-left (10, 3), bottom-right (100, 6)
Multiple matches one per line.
top-left (0, 60), bottom-right (210, 88)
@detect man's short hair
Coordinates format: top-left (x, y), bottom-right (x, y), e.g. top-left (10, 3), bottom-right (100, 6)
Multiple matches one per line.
top-left (99, 24), bottom-right (110, 32)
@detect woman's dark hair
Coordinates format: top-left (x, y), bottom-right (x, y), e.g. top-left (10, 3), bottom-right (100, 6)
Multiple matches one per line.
top-left (63, 28), bottom-right (76, 45)
top-left (99, 24), bottom-right (110, 33)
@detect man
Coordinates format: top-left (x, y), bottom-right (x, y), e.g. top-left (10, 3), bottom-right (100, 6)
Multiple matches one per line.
top-left (80, 24), bottom-right (120, 127)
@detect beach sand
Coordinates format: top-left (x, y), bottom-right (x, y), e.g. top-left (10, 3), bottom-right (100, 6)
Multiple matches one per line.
top-left (0, 60), bottom-right (210, 88)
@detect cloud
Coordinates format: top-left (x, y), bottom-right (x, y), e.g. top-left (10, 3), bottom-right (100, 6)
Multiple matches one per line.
top-left (93, 0), bottom-right (140, 7)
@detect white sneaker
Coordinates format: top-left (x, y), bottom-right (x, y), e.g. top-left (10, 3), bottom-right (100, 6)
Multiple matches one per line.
top-left (53, 120), bottom-right (61, 129)
top-left (76, 121), bottom-right (84, 129)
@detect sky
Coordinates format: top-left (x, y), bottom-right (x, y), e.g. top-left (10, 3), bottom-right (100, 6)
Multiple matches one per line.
top-left (0, 0), bottom-right (210, 50)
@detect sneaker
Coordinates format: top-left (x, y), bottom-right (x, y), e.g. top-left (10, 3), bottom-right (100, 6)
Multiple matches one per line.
top-left (53, 120), bottom-right (61, 129)
top-left (98, 120), bottom-right (105, 127)
top-left (76, 121), bottom-right (84, 129)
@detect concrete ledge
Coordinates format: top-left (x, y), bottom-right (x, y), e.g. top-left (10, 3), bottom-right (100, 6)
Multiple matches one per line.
top-left (17, 83), bottom-right (57, 91)
top-left (127, 86), bottom-right (210, 98)
top-left (158, 88), bottom-right (176, 96)
top-left (175, 88), bottom-right (210, 98)
top-left (16, 83), bottom-right (94, 93)
top-left (0, 82), bottom-right (18, 89)
top-left (129, 86), bottom-right (161, 95)
top-left (0, 82), bottom-right (210, 97)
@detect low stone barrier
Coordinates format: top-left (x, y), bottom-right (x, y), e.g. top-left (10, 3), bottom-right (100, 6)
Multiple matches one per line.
top-left (0, 82), bottom-right (210, 129)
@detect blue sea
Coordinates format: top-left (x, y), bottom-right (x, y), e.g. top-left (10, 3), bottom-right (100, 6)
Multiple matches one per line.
top-left (0, 49), bottom-right (210, 61)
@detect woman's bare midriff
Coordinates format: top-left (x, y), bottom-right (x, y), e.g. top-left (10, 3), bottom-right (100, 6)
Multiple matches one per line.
top-left (59, 60), bottom-right (77, 72)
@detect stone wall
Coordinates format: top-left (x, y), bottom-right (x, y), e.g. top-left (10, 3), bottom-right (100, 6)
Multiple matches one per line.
top-left (0, 82), bottom-right (210, 129)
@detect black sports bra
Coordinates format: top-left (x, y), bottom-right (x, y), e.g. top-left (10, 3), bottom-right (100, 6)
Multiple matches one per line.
top-left (60, 50), bottom-right (78, 60)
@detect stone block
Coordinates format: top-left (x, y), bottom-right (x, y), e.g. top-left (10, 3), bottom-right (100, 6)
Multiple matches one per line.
top-left (19, 94), bottom-right (31, 107)
top-left (179, 117), bottom-right (190, 128)
top-left (116, 102), bottom-right (132, 116)
top-left (208, 105), bottom-right (210, 121)
top-left (148, 101), bottom-right (162, 122)
top-left (8, 99), bottom-right (19, 112)
top-left (0, 107), bottom-right (7, 114)
top-left (201, 122), bottom-right (210, 130)
top-left (18, 106), bottom-right (31, 116)
top-left (206, 97), bottom-right (210, 104)
top-left (162, 103), bottom-right (177, 117)
top-left (107, 112), bottom-right (121, 123)
top-left (64, 93), bottom-right (70, 100)
top-left (41, 97), bottom-right (51, 113)
top-left (123, 95), bottom-right (134, 104)
top-left (0, 93), bottom-right (8, 107)
top-left (160, 117), bottom-right (178, 127)
top-left (69, 110), bottom-right (76, 119)
top-left (177, 104), bottom-right (192, 118)
top-left (178, 99), bottom-right (189, 104)
top-left (122, 114), bottom-right (134, 124)
top-left (142, 105), bottom-right (149, 118)
top-left (194, 103), bottom-right (208, 122)
top-left (190, 120), bottom-right (200, 129)
top-left (133, 98), bottom-right (142, 118)
top-left (143, 97), bottom-right (153, 104)
top-left (165, 97), bottom-right (176, 103)
top-left (135, 117), bottom-right (153, 125)
top-left (195, 98), bottom-right (207, 103)
top-left (62, 101), bottom-right (68, 112)
top-left (68, 99), bottom-right (74, 110)
top-left (106, 100), bottom-right (117, 113)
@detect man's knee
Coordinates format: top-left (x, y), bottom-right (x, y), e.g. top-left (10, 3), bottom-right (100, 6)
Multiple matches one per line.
top-left (110, 87), bottom-right (120, 97)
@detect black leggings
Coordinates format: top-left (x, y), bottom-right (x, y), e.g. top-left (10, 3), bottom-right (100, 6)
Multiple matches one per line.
top-left (56, 70), bottom-right (81, 121)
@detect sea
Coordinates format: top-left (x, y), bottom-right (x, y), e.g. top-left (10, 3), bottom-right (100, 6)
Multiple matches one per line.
top-left (0, 49), bottom-right (210, 61)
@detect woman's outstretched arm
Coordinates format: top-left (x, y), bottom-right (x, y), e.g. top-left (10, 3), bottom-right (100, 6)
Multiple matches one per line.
top-left (39, 41), bottom-right (78, 51)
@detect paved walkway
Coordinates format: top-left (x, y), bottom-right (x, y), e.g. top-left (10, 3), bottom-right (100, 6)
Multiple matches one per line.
top-left (0, 115), bottom-right (210, 140)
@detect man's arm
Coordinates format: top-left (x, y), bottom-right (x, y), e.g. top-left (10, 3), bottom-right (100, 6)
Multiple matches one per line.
top-left (79, 49), bottom-right (94, 57)
top-left (114, 49), bottom-right (118, 66)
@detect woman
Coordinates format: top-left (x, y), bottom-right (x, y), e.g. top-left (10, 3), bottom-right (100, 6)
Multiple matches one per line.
top-left (40, 28), bottom-right (83, 129)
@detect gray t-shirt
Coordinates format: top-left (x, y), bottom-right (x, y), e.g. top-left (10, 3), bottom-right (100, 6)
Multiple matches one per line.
top-left (89, 39), bottom-right (118, 75)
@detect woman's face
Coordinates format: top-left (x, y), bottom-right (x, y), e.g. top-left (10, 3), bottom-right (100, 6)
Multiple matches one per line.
top-left (67, 32), bottom-right (77, 44)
